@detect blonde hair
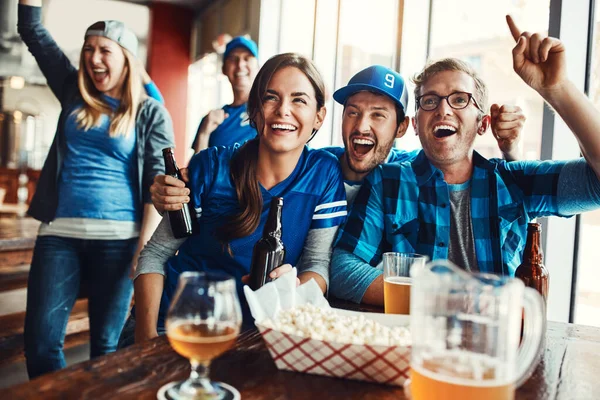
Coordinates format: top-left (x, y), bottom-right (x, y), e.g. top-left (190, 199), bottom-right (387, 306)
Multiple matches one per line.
top-left (74, 47), bottom-right (145, 137)
top-left (412, 58), bottom-right (488, 114)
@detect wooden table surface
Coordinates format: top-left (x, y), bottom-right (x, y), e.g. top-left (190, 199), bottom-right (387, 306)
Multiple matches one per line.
top-left (0, 216), bottom-right (38, 252)
top-left (3, 302), bottom-right (600, 400)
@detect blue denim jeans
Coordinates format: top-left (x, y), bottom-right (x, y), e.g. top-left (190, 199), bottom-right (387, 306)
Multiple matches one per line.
top-left (24, 235), bottom-right (137, 378)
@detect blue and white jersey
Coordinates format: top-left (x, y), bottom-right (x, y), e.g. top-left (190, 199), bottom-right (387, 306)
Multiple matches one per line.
top-left (162, 144), bottom-right (347, 327)
top-left (191, 104), bottom-right (257, 149)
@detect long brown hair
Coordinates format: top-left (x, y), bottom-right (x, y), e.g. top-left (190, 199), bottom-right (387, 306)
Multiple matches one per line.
top-left (217, 53), bottom-right (326, 248)
top-left (74, 45), bottom-right (144, 137)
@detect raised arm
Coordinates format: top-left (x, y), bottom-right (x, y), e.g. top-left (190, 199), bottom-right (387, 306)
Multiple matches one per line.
top-left (507, 15), bottom-right (600, 178)
top-left (17, 0), bottom-right (78, 102)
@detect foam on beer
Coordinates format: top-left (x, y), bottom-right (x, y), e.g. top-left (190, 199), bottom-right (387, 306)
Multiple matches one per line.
top-left (260, 303), bottom-right (411, 346)
top-left (413, 349), bottom-right (513, 387)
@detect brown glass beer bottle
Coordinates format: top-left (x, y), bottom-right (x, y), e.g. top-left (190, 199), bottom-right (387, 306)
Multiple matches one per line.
top-left (162, 148), bottom-right (194, 238)
top-left (515, 222), bottom-right (549, 302)
top-left (516, 222), bottom-right (549, 340)
top-left (248, 197), bottom-right (286, 290)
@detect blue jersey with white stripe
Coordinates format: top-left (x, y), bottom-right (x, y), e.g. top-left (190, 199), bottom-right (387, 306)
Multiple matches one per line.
top-left (162, 143), bottom-right (347, 327)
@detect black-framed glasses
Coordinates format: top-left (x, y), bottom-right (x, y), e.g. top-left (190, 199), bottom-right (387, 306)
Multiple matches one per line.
top-left (416, 92), bottom-right (483, 112)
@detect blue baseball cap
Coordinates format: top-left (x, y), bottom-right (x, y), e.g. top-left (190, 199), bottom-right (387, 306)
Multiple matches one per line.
top-left (224, 36), bottom-right (258, 60)
top-left (333, 65), bottom-right (408, 113)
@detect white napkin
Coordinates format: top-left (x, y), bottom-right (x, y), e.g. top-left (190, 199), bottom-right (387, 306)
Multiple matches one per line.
top-left (244, 267), bottom-right (330, 323)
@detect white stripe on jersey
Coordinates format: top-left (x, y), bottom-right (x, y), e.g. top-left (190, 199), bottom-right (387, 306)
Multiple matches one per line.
top-left (195, 207), bottom-right (202, 218)
top-left (314, 200), bottom-right (347, 212)
top-left (312, 211), bottom-right (348, 220)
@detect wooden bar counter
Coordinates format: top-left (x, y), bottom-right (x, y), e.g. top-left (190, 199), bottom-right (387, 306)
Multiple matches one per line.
top-left (0, 213), bottom-right (38, 292)
top-left (2, 298), bottom-right (599, 399)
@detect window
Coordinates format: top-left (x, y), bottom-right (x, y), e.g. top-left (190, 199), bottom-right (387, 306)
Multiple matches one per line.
top-left (573, 3), bottom-right (600, 328)
top-left (187, 54), bottom-right (234, 159)
top-left (257, 0), bottom-right (400, 149)
top-left (330, 0), bottom-right (399, 148)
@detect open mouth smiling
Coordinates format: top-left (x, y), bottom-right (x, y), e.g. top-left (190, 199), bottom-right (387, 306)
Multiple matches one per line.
top-left (433, 124), bottom-right (457, 138)
top-left (271, 123), bottom-right (298, 133)
top-left (352, 137), bottom-right (375, 156)
top-left (91, 68), bottom-right (108, 82)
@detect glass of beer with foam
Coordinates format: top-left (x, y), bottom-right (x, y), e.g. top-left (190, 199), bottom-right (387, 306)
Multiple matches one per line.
top-left (161, 272), bottom-right (242, 400)
top-left (383, 252), bottom-right (428, 315)
top-left (407, 260), bottom-right (546, 400)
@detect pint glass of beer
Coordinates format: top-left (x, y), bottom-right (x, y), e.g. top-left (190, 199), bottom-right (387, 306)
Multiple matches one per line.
top-left (383, 252), bottom-right (428, 315)
top-left (161, 272), bottom-right (242, 400)
top-left (408, 260), bottom-right (546, 400)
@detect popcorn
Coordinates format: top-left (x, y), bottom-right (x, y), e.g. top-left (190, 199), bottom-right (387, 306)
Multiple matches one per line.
top-left (259, 303), bottom-right (411, 346)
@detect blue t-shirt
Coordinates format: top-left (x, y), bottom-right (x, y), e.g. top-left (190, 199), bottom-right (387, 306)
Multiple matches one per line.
top-left (161, 144), bottom-right (347, 328)
top-left (55, 96), bottom-right (138, 221)
top-left (192, 104), bottom-right (257, 149)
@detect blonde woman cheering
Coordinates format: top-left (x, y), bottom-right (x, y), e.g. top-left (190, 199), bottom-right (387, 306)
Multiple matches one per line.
top-left (17, 0), bottom-right (174, 378)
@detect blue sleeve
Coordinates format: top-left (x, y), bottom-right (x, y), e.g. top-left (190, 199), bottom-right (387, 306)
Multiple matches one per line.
top-left (501, 159), bottom-right (566, 218)
top-left (186, 150), bottom-right (213, 220)
top-left (310, 157), bottom-right (348, 229)
top-left (556, 158), bottom-right (600, 216)
top-left (186, 147), bottom-right (234, 220)
top-left (330, 247), bottom-right (382, 303)
top-left (17, 4), bottom-right (77, 104)
top-left (144, 82), bottom-right (165, 104)
top-left (334, 167), bottom-right (387, 266)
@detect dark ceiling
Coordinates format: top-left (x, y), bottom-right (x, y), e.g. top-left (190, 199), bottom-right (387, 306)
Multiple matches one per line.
top-left (112, 0), bottom-right (215, 11)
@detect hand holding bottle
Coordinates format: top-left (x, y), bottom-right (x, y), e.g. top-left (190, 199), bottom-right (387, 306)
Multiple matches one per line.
top-left (242, 264), bottom-right (300, 286)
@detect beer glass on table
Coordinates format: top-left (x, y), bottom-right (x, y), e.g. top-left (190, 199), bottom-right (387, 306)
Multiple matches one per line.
top-left (407, 260), bottom-right (546, 400)
top-left (383, 252), bottom-right (428, 315)
top-left (161, 272), bottom-right (242, 400)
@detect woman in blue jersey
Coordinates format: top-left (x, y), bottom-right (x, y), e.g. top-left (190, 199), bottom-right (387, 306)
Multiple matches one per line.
top-left (18, 0), bottom-right (174, 378)
top-left (130, 53), bottom-right (347, 343)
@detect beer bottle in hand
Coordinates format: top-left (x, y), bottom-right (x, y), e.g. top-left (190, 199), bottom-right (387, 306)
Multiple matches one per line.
top-left (248, 197), bottom-right (286, 290)
top-left (162, 148), bottom-right (193, 238)
top-left (515, 222), bottom-right (549, 302)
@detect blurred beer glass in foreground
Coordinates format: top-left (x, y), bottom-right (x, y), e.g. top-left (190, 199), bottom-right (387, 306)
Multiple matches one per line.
top-left (163, 272), bottom-right (242, 400)
top-left (383, 253), bottom-right (428, 315)
top-left (408, 261), bottom-right (545, 400)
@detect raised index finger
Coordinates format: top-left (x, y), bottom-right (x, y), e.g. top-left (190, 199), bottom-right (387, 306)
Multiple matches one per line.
top-left (506, 15), bottom-right (522, 41)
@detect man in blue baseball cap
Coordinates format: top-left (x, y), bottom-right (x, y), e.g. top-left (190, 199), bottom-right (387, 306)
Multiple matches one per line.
top-left (191, 36), bottom-right (259, 152)
top-left (327, 65), bottom-right (412, 203)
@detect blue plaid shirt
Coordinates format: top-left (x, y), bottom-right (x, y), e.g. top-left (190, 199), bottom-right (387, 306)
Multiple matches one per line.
top-left (333, 150), bottom-right (600, 291)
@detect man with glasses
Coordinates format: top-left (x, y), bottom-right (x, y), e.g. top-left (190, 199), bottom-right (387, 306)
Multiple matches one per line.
top-left (331, 16), bottom-right (600, 306)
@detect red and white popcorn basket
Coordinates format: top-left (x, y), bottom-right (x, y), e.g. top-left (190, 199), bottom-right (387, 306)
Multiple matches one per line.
top-left (256, 311), bottom-right (411, 386)
top-left (244, 269), bottom-right (411, 386)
